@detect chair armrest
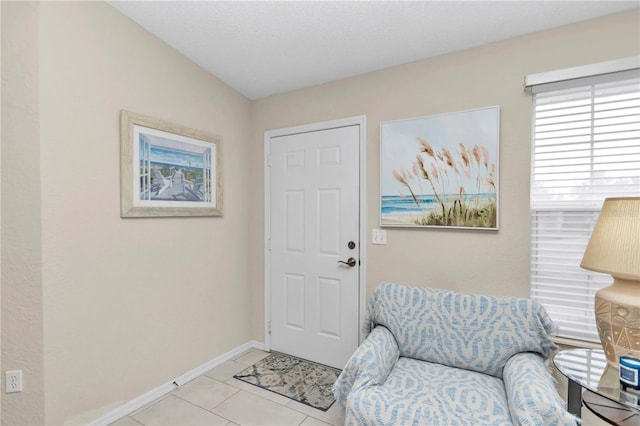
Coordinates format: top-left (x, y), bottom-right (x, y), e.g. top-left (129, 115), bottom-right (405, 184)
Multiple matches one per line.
top-left (333, 326), bottom-right (400, 410)
top-left (503, 353), bottom-right (579, 426)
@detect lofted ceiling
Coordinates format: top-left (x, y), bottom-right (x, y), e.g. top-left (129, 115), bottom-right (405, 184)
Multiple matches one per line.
top-left (108, 1), bottom-right (639, 100)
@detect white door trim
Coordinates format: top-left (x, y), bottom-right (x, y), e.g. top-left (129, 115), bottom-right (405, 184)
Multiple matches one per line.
top-left (264, 115), bottom-right (367, 354)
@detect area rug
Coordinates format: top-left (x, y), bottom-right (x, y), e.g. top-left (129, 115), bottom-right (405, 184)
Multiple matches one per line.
top-left (233, 352), bottom-right (341, 411)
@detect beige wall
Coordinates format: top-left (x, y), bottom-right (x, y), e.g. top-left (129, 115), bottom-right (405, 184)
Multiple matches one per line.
top-left (3, 1), bottom-right (252, 424)
top-left (249, 10), bottom-right (640, 341)
top-left (1, 4), bottom-right (639, 425)
top-left (1, 2), bottom-right (46, 424)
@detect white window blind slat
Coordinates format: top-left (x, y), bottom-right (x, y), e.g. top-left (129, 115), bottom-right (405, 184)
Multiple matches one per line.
top-left (530, 71), bottom-right (640, 342)
top-left (532, 287), bottom-right (603, 299)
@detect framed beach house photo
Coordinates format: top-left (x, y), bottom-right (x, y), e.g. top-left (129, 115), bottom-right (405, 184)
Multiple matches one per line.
top-left (380, 106), bottom-right (499, 230)
top-left (120, 110), bottom-right (223, 218)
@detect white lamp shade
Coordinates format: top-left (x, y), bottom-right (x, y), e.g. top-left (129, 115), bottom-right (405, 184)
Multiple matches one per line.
top-left (580, 197), bottom-right (640, 280)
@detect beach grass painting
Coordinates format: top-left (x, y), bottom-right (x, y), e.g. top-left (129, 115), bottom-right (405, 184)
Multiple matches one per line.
top-left (380, 107), bottom-right (499, 229)
top-left (120, 111), bottom-right (223, 218)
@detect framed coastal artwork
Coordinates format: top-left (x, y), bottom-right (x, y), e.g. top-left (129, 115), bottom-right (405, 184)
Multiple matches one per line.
top-left (380, 106), bottom-right (499, 230)
top-left (120, 110), bottom-right (223, 218)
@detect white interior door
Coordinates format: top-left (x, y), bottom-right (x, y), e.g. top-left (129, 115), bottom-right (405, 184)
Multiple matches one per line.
top-left (267, 124), bottom-right (361, 369)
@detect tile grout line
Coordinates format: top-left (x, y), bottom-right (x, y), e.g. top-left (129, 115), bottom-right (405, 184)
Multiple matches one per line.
top-left (149, 393), bottom-right (236, 425)
top-left (169, 384), bottom-right (240, 415)
top-left (170, 373), bottom-right (306, 425)
top-left (115, 348), bottom-right (340, 426)
top-left (284, 403), bottom-right (339, 426)
top-left (100, 341), bottom-right (265, 426)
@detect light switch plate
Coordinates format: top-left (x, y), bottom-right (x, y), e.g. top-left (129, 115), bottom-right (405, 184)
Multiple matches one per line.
top-left (372, 229), bottom-right (387, 245)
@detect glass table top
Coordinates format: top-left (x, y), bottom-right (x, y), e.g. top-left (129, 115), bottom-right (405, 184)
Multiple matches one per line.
top-left (554, 348), bottom-right (639, 411)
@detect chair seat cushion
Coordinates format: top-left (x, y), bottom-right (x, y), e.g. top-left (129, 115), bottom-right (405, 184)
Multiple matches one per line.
top-left (346, 357), bottom-right (514, 426)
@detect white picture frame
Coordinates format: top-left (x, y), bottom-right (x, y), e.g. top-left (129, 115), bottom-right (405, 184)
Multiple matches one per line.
top-left (380, 106), bottom-right (499, 230)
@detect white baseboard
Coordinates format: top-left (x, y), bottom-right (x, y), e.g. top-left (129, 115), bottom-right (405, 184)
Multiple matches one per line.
top-left (88, 340), bottom-right (265, 426)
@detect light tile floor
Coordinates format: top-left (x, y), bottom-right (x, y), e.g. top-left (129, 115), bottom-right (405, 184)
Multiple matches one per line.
top-left (110, 349), bottom-right (344, 426)
top-left (109, 348), bottom-right (606, 426)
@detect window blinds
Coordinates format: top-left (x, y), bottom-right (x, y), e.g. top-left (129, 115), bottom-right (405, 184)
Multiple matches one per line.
top-left (530, 69), bottom-right (640, 342)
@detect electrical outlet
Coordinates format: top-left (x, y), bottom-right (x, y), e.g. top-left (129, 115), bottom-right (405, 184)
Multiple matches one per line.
top-left (6, 370), bottom-right (22, 393)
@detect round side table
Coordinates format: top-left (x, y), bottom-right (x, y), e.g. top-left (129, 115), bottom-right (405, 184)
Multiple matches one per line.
top-left (553, 348), bottom-right (639, 424)
top-left (583, 389), bottom-right (639, 426)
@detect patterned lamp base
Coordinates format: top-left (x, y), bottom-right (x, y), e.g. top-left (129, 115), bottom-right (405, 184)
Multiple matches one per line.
top-left (595, 278), bottom-right (640, 368)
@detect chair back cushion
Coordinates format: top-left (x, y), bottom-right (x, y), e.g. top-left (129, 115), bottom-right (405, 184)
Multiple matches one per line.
top-left (365, 283), bottom-right (557, 378)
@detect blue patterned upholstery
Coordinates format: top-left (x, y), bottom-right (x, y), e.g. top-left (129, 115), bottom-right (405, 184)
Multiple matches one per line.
top-left (334, 283), bottom-right (577, 425)
top-left (504, 353), bottom-right (577, 425)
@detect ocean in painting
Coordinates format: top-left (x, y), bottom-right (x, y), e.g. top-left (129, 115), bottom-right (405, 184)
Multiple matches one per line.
top-left (148, 161), bottom-right (202, 173)
top-left (381, 193), bottom-right (493, 216)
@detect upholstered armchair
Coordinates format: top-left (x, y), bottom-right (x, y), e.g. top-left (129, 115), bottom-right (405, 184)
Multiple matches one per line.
top-left (333, 283), bottom-right (578, 425)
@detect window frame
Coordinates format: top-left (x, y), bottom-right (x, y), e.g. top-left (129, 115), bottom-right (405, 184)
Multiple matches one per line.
top-left (528, 64), bottom-right (640, 343)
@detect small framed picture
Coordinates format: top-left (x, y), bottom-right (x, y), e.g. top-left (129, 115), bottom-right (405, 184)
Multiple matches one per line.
top-left (120, 110), bottom-right (223, 218)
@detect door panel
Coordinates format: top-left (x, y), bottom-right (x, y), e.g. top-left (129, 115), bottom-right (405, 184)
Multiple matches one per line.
top-left (269, 125), bottom-right (360, 369)
top-left (318, 189), bottom-right (340, 255)
top-left (285, 191), bottom-right (305, 252)
top-left (318, 277), bottom-right (341, 337)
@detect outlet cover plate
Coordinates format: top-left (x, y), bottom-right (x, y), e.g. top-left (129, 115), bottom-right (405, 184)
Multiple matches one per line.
top-left (6, 370), bottom-right (22, 393)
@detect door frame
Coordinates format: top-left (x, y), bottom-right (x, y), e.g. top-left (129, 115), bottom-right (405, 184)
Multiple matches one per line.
top-left (263, 115), bottom-right (367, 355)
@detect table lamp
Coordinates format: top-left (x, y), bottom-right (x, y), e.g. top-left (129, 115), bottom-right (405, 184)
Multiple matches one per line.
top-left (580, 197), bottom-right (640, 368)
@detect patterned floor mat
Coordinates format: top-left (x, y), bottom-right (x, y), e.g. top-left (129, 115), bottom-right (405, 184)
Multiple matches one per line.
top-left (233, 352), bottom-right (341, 411)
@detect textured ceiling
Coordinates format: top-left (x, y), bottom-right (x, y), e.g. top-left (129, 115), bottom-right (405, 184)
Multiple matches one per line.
top-left (108, 1), bottom-right (639, 100)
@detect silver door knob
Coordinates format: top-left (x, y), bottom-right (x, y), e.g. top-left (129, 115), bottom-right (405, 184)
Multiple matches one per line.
top-left (337, 257), bottom-right (357, 267)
